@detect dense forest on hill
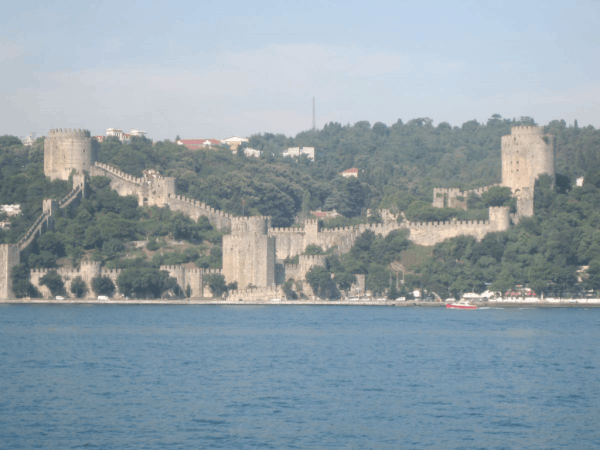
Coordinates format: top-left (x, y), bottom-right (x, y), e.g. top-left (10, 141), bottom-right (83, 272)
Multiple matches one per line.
top-left (97, 115), bottom-right (600, 227)
top-left (1, 114), bottom-right (600, 298)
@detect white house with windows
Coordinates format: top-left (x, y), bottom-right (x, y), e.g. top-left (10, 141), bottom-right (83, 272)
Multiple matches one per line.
top-left (283, 146), bottom-right (315, 161)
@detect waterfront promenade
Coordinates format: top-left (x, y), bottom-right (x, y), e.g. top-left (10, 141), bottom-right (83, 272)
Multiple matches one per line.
top-left (2, 298), bottom-right (600, 307)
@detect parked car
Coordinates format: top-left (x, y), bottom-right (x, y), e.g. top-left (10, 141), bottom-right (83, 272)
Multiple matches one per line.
top-left (97, 296), bottom-right (109, 300)
top-left (55, 296), bottom-right (64, 300)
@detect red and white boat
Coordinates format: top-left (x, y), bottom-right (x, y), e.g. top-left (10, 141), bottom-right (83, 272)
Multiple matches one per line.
top-left (446, 300), bottom-right (477, 310)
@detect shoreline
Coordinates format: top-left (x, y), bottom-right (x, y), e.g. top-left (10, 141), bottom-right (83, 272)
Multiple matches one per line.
top-left (1, 298), bottom-right (600, 307)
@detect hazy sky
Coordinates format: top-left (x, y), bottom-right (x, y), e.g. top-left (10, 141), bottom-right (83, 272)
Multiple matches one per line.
top-left (1, 0), bottom-right (599, 140)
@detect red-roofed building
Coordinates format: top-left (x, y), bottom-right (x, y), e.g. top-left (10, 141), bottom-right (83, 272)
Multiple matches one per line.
top-left (340, 168), bottom-right (359, 178)
top-left (177, 139), bottom-right (222, 150)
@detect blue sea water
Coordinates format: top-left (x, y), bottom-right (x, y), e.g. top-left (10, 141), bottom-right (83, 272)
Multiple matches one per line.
top-left (1, 305), bottom-right (599, 449)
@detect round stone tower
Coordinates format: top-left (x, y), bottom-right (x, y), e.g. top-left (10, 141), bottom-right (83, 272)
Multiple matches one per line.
top-left (44, 128), bottom-right (96, 181)
top-left (501, 126), bottom-right (555, 194)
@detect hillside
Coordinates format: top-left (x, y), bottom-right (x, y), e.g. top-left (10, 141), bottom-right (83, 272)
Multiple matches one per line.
top-left (2, 115), bottom-right (600, 299)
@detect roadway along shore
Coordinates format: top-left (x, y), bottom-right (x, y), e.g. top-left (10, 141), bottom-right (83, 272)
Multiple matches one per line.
top-left (1, 298), bottom-right (600, 307)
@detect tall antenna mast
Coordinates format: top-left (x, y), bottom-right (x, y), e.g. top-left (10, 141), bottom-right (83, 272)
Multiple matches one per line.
top-left (312, 97), bottom-right (316, 131)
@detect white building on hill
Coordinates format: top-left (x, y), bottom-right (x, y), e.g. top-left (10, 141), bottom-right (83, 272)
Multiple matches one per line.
top-left (283, 146), bottom-right (315, 161)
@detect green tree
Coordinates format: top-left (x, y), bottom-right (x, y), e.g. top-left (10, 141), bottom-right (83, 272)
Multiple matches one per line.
top-left (303, 244), bottom-right (325, 255)
top-left (70, 276), bottom-right (88, 298)
top-left (117, 268), bottom-right (179, 298)
top-left (91, 276), bottom-right (116, 297)
top-left (334, 271), bottom-right (356, 292)
top-left (306, 266), bottom-right (338, 299)
top-left (204, 273), bottom-right (227, 297)
top-left (10, 264), bottom-right (39, 298)
top-left (481, 186), bottom-right (513, 207)
top-left (37, 231), bottom-right (66, 257)
top-left (283, 279), bottom-right (298, 300)
top-left (585, 259), bottom-right (600, 293)
top-left (366, 263), bottom-right (390, 295)
top-left (39, 270), bottom-right (65, 297)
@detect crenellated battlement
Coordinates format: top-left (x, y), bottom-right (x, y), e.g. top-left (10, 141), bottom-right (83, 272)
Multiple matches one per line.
top-left (167, 194), bottom-right (230, 218)
top-left (94, 162), bottom-right (144, 184)
top-left (48, 128), bottom-right (91, 138)
top-left (80, 260), bottom-right (101, 266)
top-left (432, 184), bottom-right (500, 209)
top-left (299, 254), bottom-right (327, 262)
top-left (434, 187), bottom-right (462, 195)
top-left (270, 227), bottom-right (304, 233)
top-left (404, 219), bottom-right (490, 228)
top-left (159, 265), bottom-right (222, 275)
top-left (230, 216), bottom-right (271, 235)
top-left (509, 125), bottom-right (547, 135)
top-left (320, 226), bottom-right (354, 233)
top-left (100, 268), bottom-right (122, 275)
top-left (160, 265), bottom-right (185, 271)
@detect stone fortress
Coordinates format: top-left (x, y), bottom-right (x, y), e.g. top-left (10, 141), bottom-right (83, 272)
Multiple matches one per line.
top-left (0, 126), bottom-right (553, 299)
top-left (433, 126), bottom-right (555, 219)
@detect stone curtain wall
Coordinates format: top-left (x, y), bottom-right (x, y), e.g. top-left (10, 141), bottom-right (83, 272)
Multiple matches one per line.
top-left (432, 185), bottom-right (500, 209)
top-left (278, 207), bottom-right (509, 258)
top-left (227, 285), bottom-right (283, 302)
top-left (90, 162), bottom-right (176, 208)
top-left (27, 263), bottom-right (223, 299)
top-left (283, 255), bottom-right (327, 284)
top-left (29, 261), bottom-right (122, 299)
top-left (18, 176), bottom-right (86, 254)
top-left (404, 210), bottom-right (509, 246)
top-left (269, 207), bottom-right (510, 273)
top-left (159, 266), bottom-right (222, 298)
top-left (91, 163), bottom-right (231, 231)
top-left (268, 227), bottom-right (305, 260)
top-left (165, 195), bottom-right (232, 231)
top-left (90, 163), bottom-right (148, 203)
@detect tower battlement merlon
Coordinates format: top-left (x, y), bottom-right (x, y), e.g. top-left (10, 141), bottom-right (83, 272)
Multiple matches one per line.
top-left (48, 128), bottom-right (91, 138)
top-left (230, 216), bottom-right (272, 235)
top-left (509, 125), bottom-right (549, 136)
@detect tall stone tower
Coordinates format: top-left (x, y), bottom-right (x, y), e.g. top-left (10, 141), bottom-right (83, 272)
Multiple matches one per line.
top-left (501, 126), bottom-right (555, 217)
top-left (223, 217), bottom-right (276, 289)
top-left (44, 128), bottom-right (97, 181)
